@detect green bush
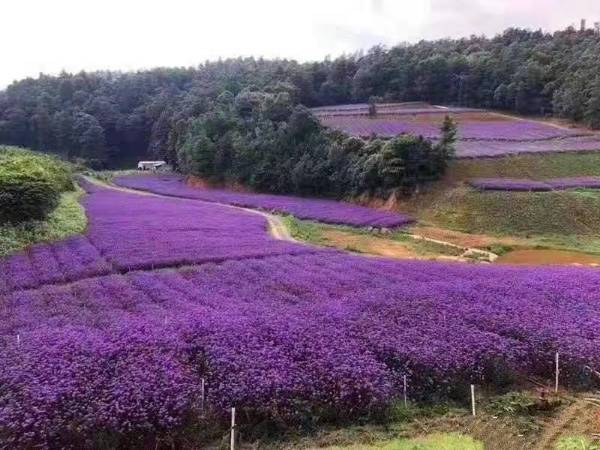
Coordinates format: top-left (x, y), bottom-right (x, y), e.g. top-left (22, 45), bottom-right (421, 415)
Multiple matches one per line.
top-left (0, 147), bottom-right (73, 224)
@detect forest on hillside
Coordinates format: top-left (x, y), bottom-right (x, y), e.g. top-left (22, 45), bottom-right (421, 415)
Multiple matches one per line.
top-left (0, 26), bottom-right (599, 170)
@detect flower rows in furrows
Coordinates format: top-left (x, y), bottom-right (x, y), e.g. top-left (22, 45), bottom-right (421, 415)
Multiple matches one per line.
top-left (2, 251), bottom-right (600, 447)
top-left (113, 175), bottom-right (412, 228)
top-left (319, 115), bottom-right (590, 141)
top-left (469, 177), bottom-right (600, 191)
top-left (0, 181), bottom-right (314, 293)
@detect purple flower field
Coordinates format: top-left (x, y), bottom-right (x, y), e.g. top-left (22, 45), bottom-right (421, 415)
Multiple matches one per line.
top-left (470, 176), bottom-right (600, 191)
top-left (113, 175), bottom-right (412, 228)
top-left (320, 115), bottom-right (588, 141)
top-left (3, 181), bottom-right (600, 447)
top-left (313, 106), bottom-right (600, 158)
top-left (311, 103), bottom-right (477, 117)
top-left (0, 182), bottom-right (312, 293)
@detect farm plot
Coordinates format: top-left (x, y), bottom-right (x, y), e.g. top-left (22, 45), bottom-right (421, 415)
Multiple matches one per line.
top-left (319, 109), bottom-right (590, 142)
top-left (313, 104), bottom-right (600, 158)
top-left (3, 182), bottom-right (600, 448)
top-left (0, 181), bottom-right (311, 293)
top-left (319, 113), bottom-right (586, 141)
top-left (469, 176), bottom-right (600, 191)
top-left (311, 103), bottom-right (476, 117)
top-left (3, 250), bottom-right (600, 447)
top-left (113, 175), bottom-right (412, 228)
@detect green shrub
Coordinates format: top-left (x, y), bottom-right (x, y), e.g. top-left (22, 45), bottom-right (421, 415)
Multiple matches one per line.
top-left (488, 391), bottom-right (562, 417)
top-left (0, 147), bottom-right (73, 224)
top-left (0, 146), bottom-right (74, 191)
top-left (0, 175), bottom-right (59, 224)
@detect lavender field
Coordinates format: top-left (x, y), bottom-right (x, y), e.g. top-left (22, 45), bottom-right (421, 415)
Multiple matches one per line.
top-left (319, 114), bottom-right (587, 141)
top-left (113, 174), bottom-right (412, 228)
top-left (313, 104), bottom-right (600, 158)
top-left (2, 181), bottom-right (600, 447)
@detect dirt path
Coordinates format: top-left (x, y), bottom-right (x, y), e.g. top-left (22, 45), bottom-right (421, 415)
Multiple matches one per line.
top-left (409, 232), bottom-right (497, 261)
top-left (319, 228), bottom-right (497, 262)
top-left (86, 176), bottom-right (502, 262)
top-left (82, 176), bottom-right (297, 242)
top-left (535, 397), bottom-right (600, 450)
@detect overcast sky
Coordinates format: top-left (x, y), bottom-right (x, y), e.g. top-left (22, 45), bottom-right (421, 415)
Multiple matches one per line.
top-left (1, 0), bottom-right (599, 88)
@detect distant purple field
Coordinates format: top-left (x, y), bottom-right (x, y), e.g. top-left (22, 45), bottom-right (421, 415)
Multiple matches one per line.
top-left (311, 103), bottom-right (477, 117)
top-left (313, 106), bottom-right (600, 158)
top-left (113, 175), bottom-right (412, 228)
top-left (469, 176), bottom-right (600, 191)
top-left (320, 115), bottom-right (588, 141)
top-left (3, 180), bottom-right (600, 447)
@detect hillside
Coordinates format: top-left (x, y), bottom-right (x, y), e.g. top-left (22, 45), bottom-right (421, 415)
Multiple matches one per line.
top-left (1, 27), bottom-right (599, 168)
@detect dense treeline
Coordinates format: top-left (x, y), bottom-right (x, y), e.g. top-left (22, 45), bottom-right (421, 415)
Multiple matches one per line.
top-left (177, 90), bottom-right (456, 197)
top-left (0, 26), bottom-right (599, 170)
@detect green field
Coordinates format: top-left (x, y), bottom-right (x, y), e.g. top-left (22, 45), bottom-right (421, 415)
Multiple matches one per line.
top-left (447, 152), bottom-right (600, 182)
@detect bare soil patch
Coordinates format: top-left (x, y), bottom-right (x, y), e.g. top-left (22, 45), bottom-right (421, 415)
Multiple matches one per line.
top-left (321, 230), bottom-right (418, 258)
top-left (496, 249), bottom-right (600, 266)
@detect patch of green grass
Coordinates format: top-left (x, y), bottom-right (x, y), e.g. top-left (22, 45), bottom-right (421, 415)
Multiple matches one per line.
top-left (447, 152), bottom-right (600, 182)
top-left (323, 433), bottom-right (483, 450)
top-left (423, 187), bottom-right (600, 240)
top-left (281, 216), bottom-right (328, 245)
top-left (406, 238), bottom-right (464, 257)
top-left (486, 244), bottom-right (514, 256)
top-left (85, 169), bottom-right (141, 183)
top-left (0, 188), bottom-right (87, 256)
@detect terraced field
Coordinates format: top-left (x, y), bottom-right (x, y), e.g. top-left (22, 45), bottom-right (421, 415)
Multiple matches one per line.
top-left (313, 104), bottom-right (600, 158)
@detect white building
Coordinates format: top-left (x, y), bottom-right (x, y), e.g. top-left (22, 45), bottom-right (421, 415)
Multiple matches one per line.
top-left (137, 160), bottom-right (167, 171)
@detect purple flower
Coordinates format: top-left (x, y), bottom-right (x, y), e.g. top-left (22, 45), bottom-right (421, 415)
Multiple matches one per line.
top-left (2, 177), bottom-right (600, 447)
top-left (113, 175), bottom-right (411, 228)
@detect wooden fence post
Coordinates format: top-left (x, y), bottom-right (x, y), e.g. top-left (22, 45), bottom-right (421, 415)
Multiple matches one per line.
top-left (230, 407), bottom-right (236, 450)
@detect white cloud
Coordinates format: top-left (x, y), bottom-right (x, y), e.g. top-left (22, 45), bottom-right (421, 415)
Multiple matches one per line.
top-left (0, 0), bottom-right (598, 88)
